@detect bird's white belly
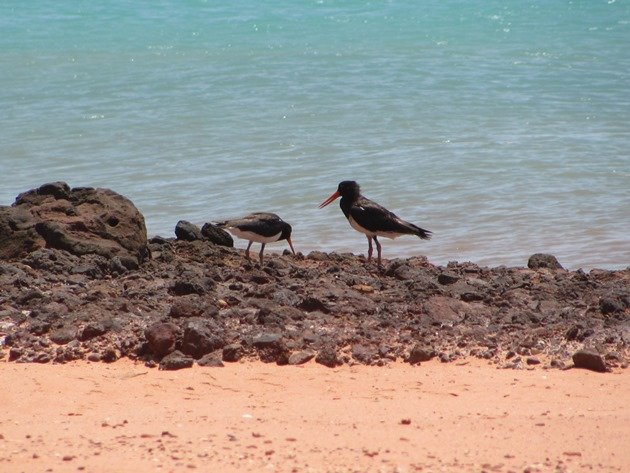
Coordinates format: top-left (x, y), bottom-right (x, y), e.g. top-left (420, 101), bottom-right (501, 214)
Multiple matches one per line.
top-left (228, 228), bottom-right (282, 243)
top-left (348, 216), bottom-right (400, 239)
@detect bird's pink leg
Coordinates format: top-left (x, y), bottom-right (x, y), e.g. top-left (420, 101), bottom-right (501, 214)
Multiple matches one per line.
top-left (373, 236), bottom-right (382, 266)
top-left (366, 235), bottom-right (373, 262)
top-left (259, 243), bottom-right (266, 264)
top-left (246, 241), bottom-right (253, 260)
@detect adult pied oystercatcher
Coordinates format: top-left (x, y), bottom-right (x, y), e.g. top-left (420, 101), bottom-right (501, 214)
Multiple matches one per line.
top-left (318, 181), bottom-right (431, 265)
top-left (214, 212), bottom-right (295, 264)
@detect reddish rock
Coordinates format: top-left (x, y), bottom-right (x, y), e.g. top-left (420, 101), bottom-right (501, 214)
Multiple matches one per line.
top-left (0, 182), bottom-right (149, 266)
top-left (423, 296), bottom-right (468, 324)
top-left (145, 323), bottom-right (180, 357)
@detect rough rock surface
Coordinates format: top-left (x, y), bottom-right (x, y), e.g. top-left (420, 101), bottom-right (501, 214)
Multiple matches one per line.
top-left (0, 182), bottom-right (149, 266)
top-left (528, 253), bottom-right (564, 270)
top-left (572, 348), bottom-right (608, 372)
top-left (0, 185), bottom-right (628, 372)
top-left (175, 220), bottom-right (233, 247)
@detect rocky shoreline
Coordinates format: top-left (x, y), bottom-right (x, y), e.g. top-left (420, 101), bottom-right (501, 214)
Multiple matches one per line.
top-left (1, 183), bottom-right (628, 372)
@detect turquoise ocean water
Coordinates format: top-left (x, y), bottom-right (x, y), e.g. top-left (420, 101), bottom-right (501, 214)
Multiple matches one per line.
top-left (1, 1), bottom-right (629, 269)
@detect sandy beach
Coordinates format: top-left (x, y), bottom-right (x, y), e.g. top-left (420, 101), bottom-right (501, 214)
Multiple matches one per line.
top-left (1, 359), bottom-right (628, 473)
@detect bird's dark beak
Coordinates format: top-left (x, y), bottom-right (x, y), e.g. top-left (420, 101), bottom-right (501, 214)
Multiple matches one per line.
top-left (318, 190), bottom-right (341, 209)
top-left (287, 237), bottom-right (296, 255)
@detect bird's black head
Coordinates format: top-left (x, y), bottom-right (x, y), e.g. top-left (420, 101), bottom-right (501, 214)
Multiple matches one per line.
top-left (337, 180), bottom-right (361, 199)
top-left (280, 222), bottom-right (296, 255)
top-left (319, 180), bottom-right (362, 209)
top-left (280, 222), bottom-right (292, 241)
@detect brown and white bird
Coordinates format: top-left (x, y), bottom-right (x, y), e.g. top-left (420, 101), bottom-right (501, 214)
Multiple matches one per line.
top-left (319, 181), bottom-right (431, 265)
top-left (214, 212), bottom-right (295, 264)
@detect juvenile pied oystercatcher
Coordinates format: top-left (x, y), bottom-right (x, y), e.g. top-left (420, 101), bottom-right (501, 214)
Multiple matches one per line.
top-left (318, 181), bottom-right (431, 265)
top-left (214, 212), bottom-right (295, 264)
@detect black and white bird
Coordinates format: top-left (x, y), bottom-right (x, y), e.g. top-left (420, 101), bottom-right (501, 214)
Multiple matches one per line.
top-left (214, 212), bottom-right (295, 264)
top-left (318, 181), bottom-right (431, 265)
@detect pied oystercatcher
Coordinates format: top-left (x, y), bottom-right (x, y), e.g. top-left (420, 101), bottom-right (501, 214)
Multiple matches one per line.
top-left (318, 181), bottom-right (431, 265)
top-left (214, 212), bottom-right (295, 264)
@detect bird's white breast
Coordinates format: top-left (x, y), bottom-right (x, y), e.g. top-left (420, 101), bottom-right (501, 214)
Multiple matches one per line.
top-left (227, 228), bottom-right (282, 244)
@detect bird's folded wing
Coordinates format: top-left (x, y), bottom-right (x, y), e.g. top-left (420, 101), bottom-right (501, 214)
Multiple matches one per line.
top-left (349, 202), bottom-right (413, 234)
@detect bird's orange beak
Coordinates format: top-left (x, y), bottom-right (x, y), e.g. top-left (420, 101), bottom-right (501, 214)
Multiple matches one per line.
top-left (287, 237), bottom-right (296, 255)
top-left (318, 190), bottom-right (340, 209)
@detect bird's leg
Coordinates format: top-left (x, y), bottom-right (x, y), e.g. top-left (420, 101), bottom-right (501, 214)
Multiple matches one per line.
top-left (259, 243), bottom-right (266, 264)
top-left (366, 235), bottom-right (373, 262)
top-left (245, 241), bottom-right (253, 260)
top-left (373, 236), bottom-right (382, 266)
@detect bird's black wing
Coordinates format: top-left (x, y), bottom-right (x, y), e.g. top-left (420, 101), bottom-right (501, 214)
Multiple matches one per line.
top-left (350, 197), bottom-right (431, 239)
top-left (220, 212), bottom-right (285, 238)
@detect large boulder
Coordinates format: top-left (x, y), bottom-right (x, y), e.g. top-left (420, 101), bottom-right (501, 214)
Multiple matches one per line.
top-left (0, 182), bottom-right (149, 266)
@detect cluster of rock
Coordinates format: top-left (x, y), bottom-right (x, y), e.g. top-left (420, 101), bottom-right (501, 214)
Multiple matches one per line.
top-left (0, 183), bottom-right (628, 372)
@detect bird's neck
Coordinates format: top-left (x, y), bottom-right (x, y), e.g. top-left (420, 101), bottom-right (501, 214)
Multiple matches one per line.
top-left (339, 192), bottom-right (360, 219)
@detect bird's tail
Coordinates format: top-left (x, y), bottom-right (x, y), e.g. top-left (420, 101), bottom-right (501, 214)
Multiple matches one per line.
top-left (411, 224), bottom-right (432, 240)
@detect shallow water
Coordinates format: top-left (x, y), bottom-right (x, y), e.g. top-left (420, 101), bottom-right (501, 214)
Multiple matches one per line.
top-left (1, 1), bottom-right (629, 269)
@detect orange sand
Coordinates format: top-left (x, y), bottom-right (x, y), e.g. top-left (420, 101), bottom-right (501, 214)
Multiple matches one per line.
top-left (0, 359), bottom-right (628, 472)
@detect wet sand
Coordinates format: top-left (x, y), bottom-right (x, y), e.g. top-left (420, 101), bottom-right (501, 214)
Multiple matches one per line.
top-left (0, 359), bottom-right (628, 473)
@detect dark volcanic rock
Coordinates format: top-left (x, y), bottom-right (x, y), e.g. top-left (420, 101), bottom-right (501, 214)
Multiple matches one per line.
top-left (572, 348), bottom-right (607, 373)
top-left (351, 344), bottom-right (377, 364)
top-left (528, 253), bottom-right (564, 270)
top-left (28, 320), bottom-right (51, 336)
top-left (101, 348), bottom-right (120, 363)
top-left (78, 322), bottom-right (108, 341)
top-left (49, 327), bottom-right (77, 345)
top-left (0, 182), bottom-right (149, 265)
top-left (252, 332), bottom-right (289, 365)
top-left (385, 262), bottom-right (417, 280)
top-left (201, 223), bottom-right (234, 247)
top-left (197, 351), bottom-right (225, 367)
top-left (438, 271), bottom-right (460, 285)
top-left (252, 332), bottom-right (282, 346)
top-left (298, 296), bottom-right (331, 314)
top-left (181, 321), bottom-right (225, 359)
top-left (315, 346), bottom-right (342, 368)
top-left (565, 325), bottom-right (582, 341)
top-left (159, 350), bottom-right (194, 370)
top-left (169, 277), bottom-right (214, 296)
top-left (21, 248), bottom-right (80, 275)
top-left (175, 220), bottom-right (203, 241)
top-left (599, 297), bottom-right (625, 315)
top-left (406, 345), bottom-right (436, 364)
top-left (222, 344), bottom-right (243, 362)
